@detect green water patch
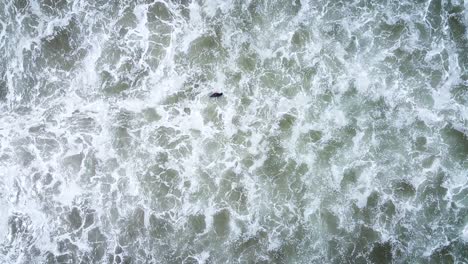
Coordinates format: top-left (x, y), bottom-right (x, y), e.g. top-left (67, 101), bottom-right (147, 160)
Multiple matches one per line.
top-left (116, 6), bottom-right (138, 29)
top-left (215, 170), bottom-right (248, 214)
top-left (202, 103), bottom-right (225, 127)
top-left (149, 213), bottom-right (174, 239)
top-left (230, 231), bottom-right (268, 262)
top-left (321, 208), bottom-right (340, 235)
top-left (146, 126), bottom-right (193, 161)
top-left (188, 213), bottom-right (206, 235)
top-left (278, 112), bottom-right (297, 132)
top-left (447, 4), bottom-right (466, 43)
top-left (369, 241), bottom-right (393, 264)
top-left (427, 0), bottom-right (443, 33)
top-left (339, 225), bottom-right (384, 263)
top-left (110, 110), bottom-right (139, 159)
top-left (297, 130), bottom-right (323, 155)
top-left (315, 137), bottom-right (347, 167)
top-left (148, 2), bottom-right (173, 22)
top-left (237, 51), bottom-right (258, 73)
top-left (188, 34), bottom-right (226, 65)
top-left (146, 3), bottom-right (173, 68)
top-left (39, 0), bottom-right (69, 16)
top-left (96, 43), bottom-right (151, 97)
top-left (40, 17), bottom-right (86, 71)
top-left (375, 18), bottom-right (407, 44)
top-left (392, 180), bottom-right (416, 200)
top-left (246, 0), bottom-right (301, 28)
top-left (142, 165), bottom-right (182, 212)
top-left (291, 26), bottom-right (310, 51)
top-left (416, 170), bottom-right (449, 221)
top-left (451, 84), bottom-right (468, 105)
top-left (414, 136), bottom-right (428, 151)
top-left (441, 125), bottom-right (468, 166)
top-left (256, 135), bottom-right (286, 176)
top-left (87, 227), bottom-right (107, 262)
top-left (320, 21), bottom-right (349, 45)
top-left (141, 108), bottom-right (161, 123)
top-left (213, 209), bottom-right (230, 237)
top-left (340, 168), bottom-right (359, 191)
top-left (448, 7), bottom-right (468, 69)
top-left (389, 48), bottom-right (429, 79)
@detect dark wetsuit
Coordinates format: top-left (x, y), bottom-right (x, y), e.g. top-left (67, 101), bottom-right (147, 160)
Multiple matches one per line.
top-left (210, 92), bottom-right (223, 98)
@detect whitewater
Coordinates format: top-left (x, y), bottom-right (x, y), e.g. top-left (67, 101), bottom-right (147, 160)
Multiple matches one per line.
top-left (0, 0), bottom-right (467, 263)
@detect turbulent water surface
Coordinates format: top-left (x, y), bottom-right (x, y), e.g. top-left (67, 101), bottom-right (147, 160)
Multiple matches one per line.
top-left (1, 0), bottom-right (468, 263)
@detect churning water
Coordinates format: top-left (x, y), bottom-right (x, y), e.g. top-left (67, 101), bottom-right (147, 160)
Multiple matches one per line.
top-left (0, 0), bottom-right (467, 263)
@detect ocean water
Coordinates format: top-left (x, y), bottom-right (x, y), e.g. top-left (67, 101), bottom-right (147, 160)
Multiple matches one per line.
top-left (0, 0), bottom-right (467, 263)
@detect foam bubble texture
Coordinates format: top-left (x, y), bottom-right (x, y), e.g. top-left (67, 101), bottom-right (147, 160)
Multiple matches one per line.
top-left (0, 0), bottom-right (467, 263)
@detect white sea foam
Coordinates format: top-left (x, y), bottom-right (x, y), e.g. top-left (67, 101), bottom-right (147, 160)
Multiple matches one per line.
top-left (0, 0), bottom-right (467, 263)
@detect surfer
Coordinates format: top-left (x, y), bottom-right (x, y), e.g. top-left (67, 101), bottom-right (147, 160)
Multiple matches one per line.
top-left (210, 92), bottom-right (223, 98)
